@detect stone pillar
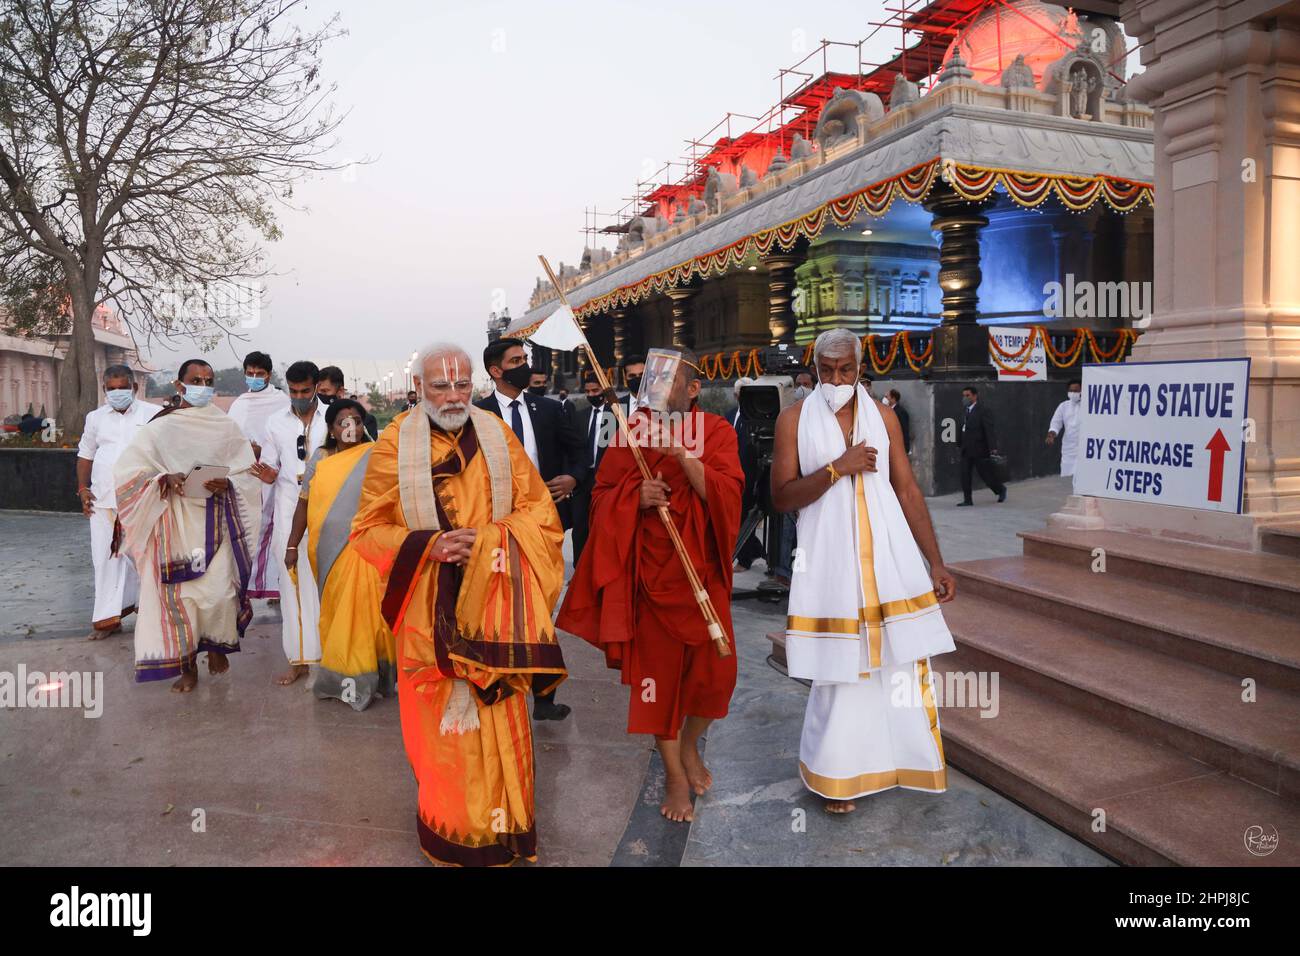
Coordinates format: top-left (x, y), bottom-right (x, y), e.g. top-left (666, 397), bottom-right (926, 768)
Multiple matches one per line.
top-left (611, 309), bottom-right (628, 365)
top-left (1115, 0), bottom-right (1300, 530)
top-left (763, 254), bottom-right (801, 344)
top-left (665, 287), bottom-right (699, 349)
top-left (550, 347), bottom-right (563, 386)
top-left (924, 182), bottom-right (993, 377)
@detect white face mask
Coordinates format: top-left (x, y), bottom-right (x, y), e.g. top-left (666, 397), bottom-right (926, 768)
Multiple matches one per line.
top-left (1069, 391), bottom-right (1081, 403)
top-left (819, 382), bottom-right (855, 412)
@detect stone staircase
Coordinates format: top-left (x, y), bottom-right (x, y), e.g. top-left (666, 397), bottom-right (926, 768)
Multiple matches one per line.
top-left (938, 527), bottom-right (1300, 866)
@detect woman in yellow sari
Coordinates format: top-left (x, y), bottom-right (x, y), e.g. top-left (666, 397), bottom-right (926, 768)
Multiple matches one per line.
top-left (285, 399), bottom-right (396, 710)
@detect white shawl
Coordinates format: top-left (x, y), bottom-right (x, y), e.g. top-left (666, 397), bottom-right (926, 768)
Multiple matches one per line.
top-left (785, 385), bottom-right (954, 684)
top-left (395, 404), bottom-right (513, 734)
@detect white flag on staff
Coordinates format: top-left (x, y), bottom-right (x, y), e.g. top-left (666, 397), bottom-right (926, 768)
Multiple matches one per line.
top-left (510, 304), bottom-right (585, 352)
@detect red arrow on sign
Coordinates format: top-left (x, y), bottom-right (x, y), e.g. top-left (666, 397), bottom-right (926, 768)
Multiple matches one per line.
top-left (999, 368), bottom-right (1038, 378)
top-left (1205, 428), bottom-right (1231, 503)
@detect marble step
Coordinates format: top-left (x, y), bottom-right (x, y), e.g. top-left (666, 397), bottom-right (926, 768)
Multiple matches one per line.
top-left (1019, 528), bottom-right (1300, 615)
top-left (937, 649), bottom-right (1299, 867)
top-left (1261, 523), bottom-right (1300, 560)
top-left (949, 554), bottom-right (1300, 692)
top-left (941, 592), bottom-right (1300, 799)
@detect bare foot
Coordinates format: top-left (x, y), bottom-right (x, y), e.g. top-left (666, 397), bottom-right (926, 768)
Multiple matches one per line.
top-left (680, 738), bottom-right (713, 795)
top-left (275, 664), bottom-right (308, 686)
top-left (660, 774), bottom-right (694, 823)
top-left (207, 652), bottom-right (229, 675)
top-left (171, 670), bottom-right (197, 694)
top-left (87, 626), bottom-right (120, 641)
top-left (824, 799), bottom-right (856, 814)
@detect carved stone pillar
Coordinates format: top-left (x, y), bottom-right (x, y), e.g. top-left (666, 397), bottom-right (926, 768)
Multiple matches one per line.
top-left (924, 182), bottom-right (993, 377)
top-left (763, 254), bottom-right (801, 344)
top-left (611, 309), bottom-right (628, 365)
top-left (1114, 0), bottom-right (1300, 529)
top-left (665, 287), bottom-right (699, 350)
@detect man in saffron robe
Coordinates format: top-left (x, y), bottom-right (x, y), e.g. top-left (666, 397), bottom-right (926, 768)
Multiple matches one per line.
top-left (557, 348), bottom-right (743, 823)
top-left (351, 342), bottom-right (566, 866)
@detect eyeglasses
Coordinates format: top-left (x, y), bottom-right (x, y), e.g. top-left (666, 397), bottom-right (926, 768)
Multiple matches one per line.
top-left (427, 381), bottom-right (473, 395)
top-left (296, 433), bottom-right (306, 461)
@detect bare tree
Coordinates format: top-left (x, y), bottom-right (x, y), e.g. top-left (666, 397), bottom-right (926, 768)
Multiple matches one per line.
top-left (0, 0), bottom-right (345, 434)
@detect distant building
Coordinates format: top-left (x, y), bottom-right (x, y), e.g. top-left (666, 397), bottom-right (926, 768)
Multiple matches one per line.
top-left (0, 304), bottom-right (151, 423)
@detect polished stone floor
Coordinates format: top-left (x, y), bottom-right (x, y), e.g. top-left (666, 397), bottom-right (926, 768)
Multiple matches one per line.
top-left (0, 476), bottom-right (1107, 866)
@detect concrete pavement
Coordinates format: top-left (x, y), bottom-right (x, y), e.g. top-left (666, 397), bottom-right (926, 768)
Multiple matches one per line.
top-left (0, 476), bottom-right (1107, 866)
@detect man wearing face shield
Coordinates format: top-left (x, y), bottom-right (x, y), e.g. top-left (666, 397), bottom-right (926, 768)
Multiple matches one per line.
top-left (558, 348), bottom-right (745, 824)
top-left (76, 365), bottom-right (162, 640)
top-left (351, 342), bottom-right (567, 866)
top-left (770, 329), bottom-right (957, 815)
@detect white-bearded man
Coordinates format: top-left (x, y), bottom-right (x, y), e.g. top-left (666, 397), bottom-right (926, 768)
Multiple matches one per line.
top-left (351, 342), bottom-right (567, 865)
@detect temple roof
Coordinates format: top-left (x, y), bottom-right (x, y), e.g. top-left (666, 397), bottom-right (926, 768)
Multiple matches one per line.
top-left (512, 95), bottom-right (1153, 332)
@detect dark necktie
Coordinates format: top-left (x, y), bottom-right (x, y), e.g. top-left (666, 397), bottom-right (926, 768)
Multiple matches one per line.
top-left (509, 399), bottom-right (525, 444)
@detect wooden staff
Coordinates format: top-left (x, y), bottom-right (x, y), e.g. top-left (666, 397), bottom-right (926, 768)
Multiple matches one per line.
top-left (536, 255), bottom-right (730, 658)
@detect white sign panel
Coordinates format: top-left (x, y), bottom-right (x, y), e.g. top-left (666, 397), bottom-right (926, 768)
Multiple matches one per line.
top-left (1075, 358), bottom-right (1250, 513)
top-left (988, 326), bottom-right (1046, 382)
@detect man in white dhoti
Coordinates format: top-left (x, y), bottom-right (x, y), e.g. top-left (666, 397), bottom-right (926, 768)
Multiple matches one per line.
top-left (76, 365), bottom-right (162, 639)
top-left (1046, 378), bottom-right (1082, 479)
top-left (227, 350), bottom-right (290, 601)
top-left (772, 328), bottom-right (957, 813)
top-left (113, 360), bottom-right (262, 693)
top-left (252, 360), bottom-right (326, 686)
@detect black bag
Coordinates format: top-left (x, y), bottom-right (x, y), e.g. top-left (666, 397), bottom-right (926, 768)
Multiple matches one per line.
top-left (988, 453), bottom-right (1010, 485)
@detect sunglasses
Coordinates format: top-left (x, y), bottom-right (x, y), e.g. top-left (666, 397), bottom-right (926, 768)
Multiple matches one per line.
top-left (296, 433), bottom-right (307, 461)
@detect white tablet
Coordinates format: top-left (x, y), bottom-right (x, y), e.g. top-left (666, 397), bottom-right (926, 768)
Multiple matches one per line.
top-left (182, 463), bottom-right (231, 499)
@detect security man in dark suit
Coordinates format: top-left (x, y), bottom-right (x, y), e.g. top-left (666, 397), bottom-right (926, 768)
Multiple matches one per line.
top-left (476, 337), bottom-right (589, 720)
top-left (958, 385), bottom-right (1007, 506)
top-left (570, 369), bottom-right (625, 565)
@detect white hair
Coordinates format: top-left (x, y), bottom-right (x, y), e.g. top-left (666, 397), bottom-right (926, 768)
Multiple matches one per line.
top-left (813, 328), bottom-right (861, 366)
top-left (414, 341), bottom-right (473, 381)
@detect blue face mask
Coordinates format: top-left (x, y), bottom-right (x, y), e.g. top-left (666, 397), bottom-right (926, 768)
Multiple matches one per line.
top-left (183, 384), bottom-right (215, 408)
top-left (246, 376), bottom-right (268, 392)
top-left (106, 388), bottom-right (134, 411)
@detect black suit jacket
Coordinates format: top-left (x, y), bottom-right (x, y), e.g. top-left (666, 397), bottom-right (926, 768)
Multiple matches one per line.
top-left (474, 392), bottom-right (589, 528)
top-left (893, 402), bottom-right (912, 454)
top-left (577, 394), bottom-right (630, 487)
top-left (959, 402), bottom-right (997, 459)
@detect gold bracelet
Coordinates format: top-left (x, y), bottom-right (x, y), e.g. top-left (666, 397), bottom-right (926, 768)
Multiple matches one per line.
top-left (825, 462), bottom-right (840, 484)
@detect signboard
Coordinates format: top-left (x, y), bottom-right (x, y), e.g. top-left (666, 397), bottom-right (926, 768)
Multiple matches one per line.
top-left (1075, 358), bottom-right (1250, 513)
top-left (988, 326), bottom-right (1046, 381)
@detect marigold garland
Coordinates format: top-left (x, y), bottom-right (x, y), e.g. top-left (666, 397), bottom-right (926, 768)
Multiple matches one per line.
top-left (986, 325), bottom-right (1135, 371)
top-left (549, 159), bottom-right (1153, 324)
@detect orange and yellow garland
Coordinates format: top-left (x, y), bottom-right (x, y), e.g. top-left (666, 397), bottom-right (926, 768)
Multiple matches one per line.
top-left (987, 326), bottom-right (1139, 371)
top-left (689, 326), bottom-right (1135, 381)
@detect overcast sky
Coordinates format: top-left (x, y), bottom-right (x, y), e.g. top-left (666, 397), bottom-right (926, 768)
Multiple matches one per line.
top-left (146, 1), bottom-right (1137, 385)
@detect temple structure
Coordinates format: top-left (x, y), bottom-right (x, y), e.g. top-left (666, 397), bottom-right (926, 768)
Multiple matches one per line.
top-left (503, 0), bottom-right (1157, 492)
top-left (0, 304), bottom-right (149, 426)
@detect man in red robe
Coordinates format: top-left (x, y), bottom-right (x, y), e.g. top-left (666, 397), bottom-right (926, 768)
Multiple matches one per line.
top-left (557, 348), bottom-right (743, 822)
